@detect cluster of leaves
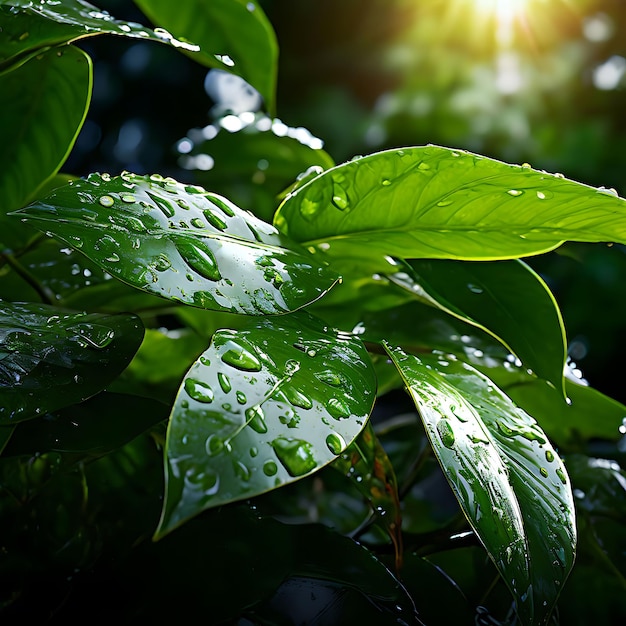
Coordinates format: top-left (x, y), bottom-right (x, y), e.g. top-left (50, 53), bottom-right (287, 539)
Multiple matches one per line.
top-left (1, 1), bottom-right (626, 624)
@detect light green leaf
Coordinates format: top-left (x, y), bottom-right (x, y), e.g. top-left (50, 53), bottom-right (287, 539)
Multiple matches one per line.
top-left (274, 145), bottom-right (626, 260)
top-left (11, 173), bottom-right (339, 314)
top-left (134, 0), bottom-right (278, 113)
top-left (156, 312), bottom-right (376, 538)
top-left (0, 0), bottom-right (199, 73)
top-left (0, 45), bottom-right (91, 217)
top-left (0, 302), bottom-right (144, 424)
top-left (392, 258), bottom-right (567, 394)
top-left (385, 344), bottom-right (576, 626)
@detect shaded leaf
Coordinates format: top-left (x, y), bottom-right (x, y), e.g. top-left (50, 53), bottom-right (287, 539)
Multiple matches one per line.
top-left (0, 302), bottom-right (144, 424)
top-left (274, 145), bottom-right (626, 260)
top-left (156, 312), bottom-right (376, 538)
top-left (385, 345), bottom-right (576, 626)
top-left (11, 173), bottom-right (340, 314)
top-left (0, 45), bottom-right (91, 216)
top-left (0, 0), bottom-right (199, 73)
top-left (134, 0), bottom-right (278, 113)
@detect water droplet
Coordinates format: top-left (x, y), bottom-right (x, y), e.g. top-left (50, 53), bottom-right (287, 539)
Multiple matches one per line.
top-left (175, 238), bottom-right (222, 282)
top-left (521, 162), bottom-right (532, 169)
top-left (325, 432), bottom-right (346, 455)
top-left (236, 391), bottom-right (247, 405)
top-left (99, 195), bottom-right (114, 207)
top-left (205, 434), bottom-right (224, 456)
top-left (540, 467), bottom-right (549, 478)
top-left (218, 372), bottom-right (232, 393)
top-left (520, 430), bottom-right (547, 444)
top-left (467, 283), bottom-right (483, 294)
top-left (146, 190), bottom-right (176, 218)
top-left (263, 460), bottom-right (278, 476)
top-left (246, 406), bottom-right (267, 433)
top-left (121, 194), bottom-right (136, 203)
top-left (436, 419), bottom-right (455, 449)
top-left (249, 446), bottom-right (258, 457)
top-left (234, 461), bottom-right (251, 481)
top-left (507, 189), bottom-right (523, 197)
top-left (152, 254), bottom-right (171, 271)
top-left (555, 467), bottom-right (567, 484)
top-left (327, 397), bottom-right (351, 420)
top-left (202, 210), bottom-right (228, 230)
top-left (184, 468), bottom-right (219, 496)
top-left (331, 182), bottom-right (350, 210)
top-left (105, 253), bottom-right (120, 263)
top-left (221, 341), bottom-right (262, 371)
top-left (184, 378), bottom-right (214, 403)
top-left (271, 437), bottom-right (317, 476)
top-left (545, 450), bottom-right (555, 463)
top-left (381, 178), bottom-right (392, 186)
top-left (284, 387), bottom-right (313, 410)
top-left (436, 199), bottom-right (453, 207)
top-left (190, 217), bottom-right (204, 228)
top-left (71, 323), bottom-right (115, 349)
top-left (316, 369), bottom-right (344, 387)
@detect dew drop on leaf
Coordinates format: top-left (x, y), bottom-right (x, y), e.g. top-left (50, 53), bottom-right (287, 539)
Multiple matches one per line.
top-left (202, 210), bottom-right (228, 230)
top-left (331, 182), bottom-right (350, 210)
top-left (556, 467), bottom-right (567, 485)
top-left (221, 341), bottom-right (262, 371)
top-left (284, 387), bottom-right (313, 410)
top-left (436, 418), bottom-right (456, 449)
top-left (217, 372), bottom-right (232, 393)
top-left (184, 378), bottom-right (214, 403)
top-left (190, 217), bottom-right (204, 228)
top-left (327, 397), bottom-right (351, 420)
top-left (545, 450), bottom-right (555, 463)
top-left (236, 391), bottom-right (247, 405)
top-left (184, 468), bottom-right (219, 496)
top-left (246, 406), bottom-right (267, 434)
top-left (175, 239), bottom-right (222, 282)
top-left (271, 437), bottom-right (317, 477)
top-left (205, 434), bottom-right (224, 456)
top-left (152, 254), bottom-right (172, 271)
top-left (540, 467), bottom-right (549, 478)
top-left (263, 460), bottom-right (278, 476)
top-left (99, 195), bottom-right (114, 207)
top-left (325, 432), bottom-right (346, 455)
top-left (234, 460), bottom-right (252, 481)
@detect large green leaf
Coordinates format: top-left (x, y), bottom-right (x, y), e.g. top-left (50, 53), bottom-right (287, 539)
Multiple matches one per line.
top-left (156, 312), bottom-right (376, 538)
top-left (11, 173), bottom-right (340, 314)
top-left (0, 45), bottom-right (91, 217)
top-left (274, 146), bottom-right (626, 260)
top-left (385, 345), bottom-right (576, 626)
top-left (393, 258), bottom-right (567, 394)
top-left (0, 302), bottom-right (144, 424)
top-left (0, 0), bottom-right (200, 72)
top-left (134, 0), bottom-right (278, 113)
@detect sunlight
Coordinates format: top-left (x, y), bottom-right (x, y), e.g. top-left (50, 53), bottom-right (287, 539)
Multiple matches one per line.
top-left (473, 0), bottom-right (532, 45)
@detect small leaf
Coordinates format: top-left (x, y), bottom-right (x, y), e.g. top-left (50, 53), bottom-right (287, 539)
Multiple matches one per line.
top-left (0, 302), bottom-right (144, 424)
top-left (0, 45), bottom-right (91, 216)
top-left (274, 145), bottom-right (626, 260)
top-left (385, 344), bottom-right (576, 626)
top-left (156, 312), bottom-right (376, 538)
top-left (11, 173), bottom-right (339, 314)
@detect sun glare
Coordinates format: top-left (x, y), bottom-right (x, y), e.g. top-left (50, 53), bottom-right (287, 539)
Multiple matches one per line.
top-left (473, 0), bottom-right (533, 45)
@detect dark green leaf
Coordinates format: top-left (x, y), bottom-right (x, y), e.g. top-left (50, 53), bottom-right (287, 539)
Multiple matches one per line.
top-left (3, 392), bottom-right (168, 456)
top-left (398, 258), bottom-right (567, 394)
top-left (156, 312), bottom-right (376, 538)
top-left (0, 302), bottom-right (144, 424)
top-left (134, 0), bottom-right (278, 113)
top-left (0, 425), bottom-right (12, 453)
top-left (0, 45), bottom-right (91, 217)
top-left (274, 146), bottom-right (626, 260)
top-left (0, 0), bottom-right (199, 72)
top-left (11, 173), bottom-right (340, 314)
top-left (385, 345), bottom-right (576, 626)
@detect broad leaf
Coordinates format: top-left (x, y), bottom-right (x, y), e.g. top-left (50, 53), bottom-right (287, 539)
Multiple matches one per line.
top-left (156, 312), bottom-right (376, 538)
top-left (274, 145), bottom-right (626, 260)
top-left (11, 173), bottom-right (340, 314)
top-left (0, 302), bottom-right (144, 424)
top-left (393, 258), bottom-right (567, 394)
top-left (0, 0), bottom-right (199, 73)
top-left (385, 345), bottom-right (576, 626)
top-left (134, 0), bottom-right (278, 113)
top-left (0, 45), bottom-right (91, 216)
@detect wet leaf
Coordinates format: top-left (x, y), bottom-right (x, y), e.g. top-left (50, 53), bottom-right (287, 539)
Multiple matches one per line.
top-left (0, 45), bottom-right (91, 217)
top-left (274, 145), bottom-right (626, 260)
top-left (0, 302), bottom-right (144, 424)
top-left (385, 344), bottom-right (576, 626)
top-left (135, 0), bottom-right (278, 113)
top-left (156, 312), bottom-right (376, 538)
top-left (0, 0), bottom-right (200, 73)
top-left (11, 173), bottom-right (339, 314)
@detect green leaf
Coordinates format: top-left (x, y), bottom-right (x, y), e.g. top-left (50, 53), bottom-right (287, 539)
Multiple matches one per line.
top-left (11, 173), bottom-right (340, 314)
top-left (0, 45), bottom-right (91, 216)
top-left (0, 302), bottom-right (144, 424)
top-left (385, 344), bottom-right (576, 626)
top-left (156, 312), bottom-right (376, 538)
top-left (134, 0), bottom-right (278, 113)
top-left (0, 0), bottom-right (199, 73)
top-left (274, 145), bottom-right (626, 260)
top-left (395, 258), bottom-right (567, 394)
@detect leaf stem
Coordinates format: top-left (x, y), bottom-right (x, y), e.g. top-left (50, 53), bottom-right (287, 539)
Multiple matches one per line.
top-left (0, 250), bottom-right (55, 305)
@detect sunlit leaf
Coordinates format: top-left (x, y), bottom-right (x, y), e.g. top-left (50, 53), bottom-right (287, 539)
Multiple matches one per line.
top-left (274, 145), bottom-right (626, 260)
top-left (134, 0), bottom-right (278, 113)
top-left (11, 173), bottom-right (339, 314)
top-left (0, 45), bottom-right (91, 217)
top-left (0, 0), bottom-right (200, 73)
top-left (156, 312), bottom-right (376, 538)
top-left (0, 302), bottom-right (144, 424)
top-left (385, 344), bottom-right (576, 626)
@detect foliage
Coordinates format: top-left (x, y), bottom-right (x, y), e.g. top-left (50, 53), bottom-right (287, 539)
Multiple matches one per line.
top-left (1, 1), bottom-right (626, 624)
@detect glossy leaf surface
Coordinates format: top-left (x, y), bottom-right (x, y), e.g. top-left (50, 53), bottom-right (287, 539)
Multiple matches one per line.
top-left (399, 258), bottom-right (567, 393)
top-left (157, 312), bottom-right (376, 537)
top-left (385, 344), bottom-right (576, 626)
top-left (0, 0), bottom-right (199, 72)
top-left (0, 45), bottom-right (91, 216)
top-left (134, 0), bottom-right (278, 113)
top-left (0, 302), bottom-right (144, 424)
top-left (274, 146), bottom-right (626, 260)
top-left (12, 173), bottom-right (339, 314)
